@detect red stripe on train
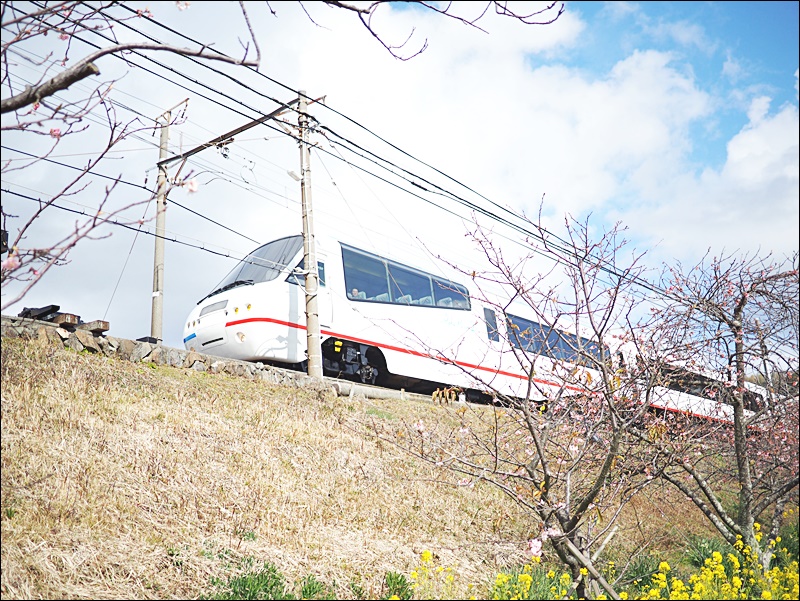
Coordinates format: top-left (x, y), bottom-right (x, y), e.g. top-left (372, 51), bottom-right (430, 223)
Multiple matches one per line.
top-left (224, 316), bottom-right (586, 393)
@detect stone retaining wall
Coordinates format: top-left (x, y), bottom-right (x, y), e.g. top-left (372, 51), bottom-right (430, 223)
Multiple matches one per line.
top-left (0, 315), bottom-right (318, 389)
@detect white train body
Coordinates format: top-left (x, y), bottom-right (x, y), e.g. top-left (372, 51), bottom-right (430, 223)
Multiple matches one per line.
top-left (182, 234), bottom-right (596, 400)
top-left (182, 234), bottom-right (762, 422)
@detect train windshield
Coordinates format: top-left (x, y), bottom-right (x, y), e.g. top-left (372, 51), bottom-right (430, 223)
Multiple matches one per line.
top-left (210, 235), bottom-right (304, 294)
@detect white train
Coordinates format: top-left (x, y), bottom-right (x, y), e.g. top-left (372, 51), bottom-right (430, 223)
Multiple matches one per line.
top-left (182, 233), bottom-right (761, 421)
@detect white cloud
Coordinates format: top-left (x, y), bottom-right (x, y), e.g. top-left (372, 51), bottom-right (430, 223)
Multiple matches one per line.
top-left (722, 50), bottom-right (744, 83)
top-left (647, 20), bottom-right (716, 54)
top-left (620, 92), bottom-right (799, 261)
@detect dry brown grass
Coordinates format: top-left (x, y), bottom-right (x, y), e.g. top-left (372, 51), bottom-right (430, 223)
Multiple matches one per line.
top-left (1, 338), bottom-right (537, 599)
top-left (0, 337), bottom-right (715, 599)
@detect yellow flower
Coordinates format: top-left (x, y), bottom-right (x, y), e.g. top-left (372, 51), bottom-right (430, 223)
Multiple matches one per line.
top-left (659, 561), bottom-right (671, 573)
top-left (580, 567), bottom-right (589, 576)
top-left (421, 550), bottom-right (433, 563)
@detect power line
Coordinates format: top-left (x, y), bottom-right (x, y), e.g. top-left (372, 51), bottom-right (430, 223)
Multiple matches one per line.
top-left (105, 3), bottom-right (611, 270)
top-left (4, 187), bottom-right (243, 262)
top-left (13, 2), bottom-right (678, 307)
top-left (1, 146), bottom-right (260, 245)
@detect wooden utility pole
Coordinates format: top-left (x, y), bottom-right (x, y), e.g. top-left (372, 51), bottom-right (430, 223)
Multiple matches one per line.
top-left (298, 90), bottom-right (323, 380)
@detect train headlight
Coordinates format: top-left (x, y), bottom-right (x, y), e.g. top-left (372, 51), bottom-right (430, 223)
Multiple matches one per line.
top-left (247, 303), bottom-right (252, 310)
top-left (236, 332), bottom-right (246, 342)
top-left (234, 307), bottom-right (239, 314)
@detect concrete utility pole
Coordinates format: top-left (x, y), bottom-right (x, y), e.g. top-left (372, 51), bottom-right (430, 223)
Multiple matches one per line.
top-left (150, 110), bottom-right (170, 344)
top-left (150, 98), bottom-right (298, 345)
top-left (298, 90), bottom-right (323, 380)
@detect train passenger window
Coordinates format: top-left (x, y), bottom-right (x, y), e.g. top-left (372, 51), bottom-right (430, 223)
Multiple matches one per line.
top-left (342, 246), bottom-right (390, 300)
top-left (215, 235), bottom-right (303, 291)
top-left (557, 332), bottom-right (578, 362)
top-left (507, 314), bottom-right (531, 350)
top-left (432, 278), bottom-right (471, 310)
top-left (506, 315), bottom-right (550, 355)
top-left (483, 308), bottom-right (500, 342)
top-left (583, 339), bottom-right (598, 364)
top-left (341, 242), bottom-right (471, 310)
top-left (388, 263), bottom-right (433, 304)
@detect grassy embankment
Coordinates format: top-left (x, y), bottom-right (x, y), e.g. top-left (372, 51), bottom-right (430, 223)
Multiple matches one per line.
top-left (1, 336), bottom-right (715, 599)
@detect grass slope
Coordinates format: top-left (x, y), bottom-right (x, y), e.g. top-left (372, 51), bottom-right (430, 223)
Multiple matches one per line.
top-left (1, 338), bottom-right (537, 599)
top-left (1, 337), bottom-right (714, 599)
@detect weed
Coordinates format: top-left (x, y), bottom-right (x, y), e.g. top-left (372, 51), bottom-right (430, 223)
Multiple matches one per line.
top-left (205, 562), bottom-right (291, 600)
top-left (365, 407), bottom-right (395, 420)
top-left (235, 528), bottom-right (257, 542)
top-left (383, 571), bottom-right (413, 600)
top-left (349, 578), bottom-right (367, 600)
top-left (205, 562), bottom-right (338, 600)
top-left (777, 507), bottom-right (799, 567)
top-left (685, 534), bottom-right (735, 569)
top-left (298, 574), bottom-right (336, 600)
top-left (621, 552), bottom-right (660, 590)
top-left (166, 546), bottom-right (184, 568)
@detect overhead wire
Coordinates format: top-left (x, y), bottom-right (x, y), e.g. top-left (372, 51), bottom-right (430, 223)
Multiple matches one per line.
top-left (4, 187), bottom-right (255, 264)
top-left (43, 5), bottom-right (528, 252)
top-left (14, 2), bottom-right (679, 310)
top-left (106, 1), bottom-right (671, 298)
top-left (1, 145), bottom-right (261, 245)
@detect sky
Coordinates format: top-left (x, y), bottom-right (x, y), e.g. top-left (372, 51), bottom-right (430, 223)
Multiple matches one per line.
top-left (1, 1), bottom-right (798, 349)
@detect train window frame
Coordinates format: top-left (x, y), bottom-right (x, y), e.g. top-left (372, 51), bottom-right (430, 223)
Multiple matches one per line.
top-left (341, 243), bottom-right (471, 310)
